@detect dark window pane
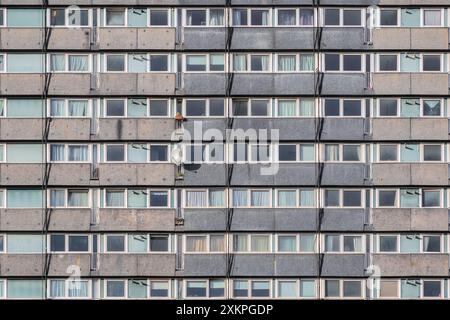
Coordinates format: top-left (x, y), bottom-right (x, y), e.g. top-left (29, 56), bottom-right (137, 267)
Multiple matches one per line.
top-left (422, 191), bottom-right (440, 207)
top-left (343, 145), bottom-right (360, 161)
top-left (423, 281), bottom-right (441, 297)
top-left (149, 100), bottom-right (168, 116)
top-left (379, 99), bottom-right (398, 116)
top-left (380, 145), bottom-right (397, 161)
top-left (106, 100), bottom-right (125, 116)
top-left (68, 235), bottom-right (88, 251)
top-left (325, 99), bottom-right (340, 116)
top-left (343, 100), bottom-right (361, 116)
top-left (233, 9), bottom-right (247, 26)
top-left (380, 10), bottom-right (397, 26)
top-left (343, 281), bottom-right (361, 297)
top-left (379, 55), bottom-right (397, 71)
top-left (279, 145), bottom-right (297, 161)
top-left (423, 55), bottom-right (440, 71)
top-left (150, 235), bottom-right (168, 251)
top-left (325, 280), bottom-right (339, 297)
top-left (187, 282), bottom-right (206, 297)
top-left (209, 281), bottom-right (225, 297)
top-left (343, 55), bottom-right (361, 71)
top-left (51, 9), bottom-right (65, 26)
top-left (106, 145), bottom-right (125, 161)
top-left (107, 55), bottom-right (125, 71)
top-left (324, 9), bottom-right (340, 25)
top-left (68, 9), bottom-right (88, 26)
top-left (251, 100), bottom-right (268, 116)
top-left (233, 100), bottom-right (248, 116)
top-left (423, 145), bottom-right (441, 161)
top-left (106, 9), bottom-right (125, 26)
top-left (251, 10), bottom-right (268, 26)
top-left (51, 235), bottom-right (65, 251)
top-left (325, 54), bottom-right (340, 71)
top-left (278, 10), bottom-right (296, 26)
top-left (343, 10), bottom-right (361, 26)
top-left (325, 190), bottom-right (340, 206)
top-left (423, 236), bottom-right (440, 252)
top-left (150, 191), bottom-right (168, 207)
top-left (209, 99), bottom-right (225, 116)
top-left (343, 190), bottom-right (361, 207)
top-left (380, 236), bottom-right (397, 251)
top-left (423, 100), bottom-right (440, 116)
top-left (107, 281), bottom-right (125, 297)
top-left (186, 100), bottom-right (206, 116)
top-left (251, 282), bottom-right (270, 297)
top-left (379, 191), bottom-right (396, 207)
top-left (150, 10), bottom-right (168, 26)
top-left (107, 235), bottom-right (125, 252)
top-left (150, 55), bottom-right (168, 71)
top-left (186, 10), bottom-right (206, 26)
top-left (150, 145), bottom-right (167, 161)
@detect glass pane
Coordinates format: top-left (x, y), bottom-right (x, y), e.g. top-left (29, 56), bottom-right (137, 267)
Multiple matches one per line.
top-left (150, 10), bottom-right (168, 26)
top-left (127, 189), bottom-right (147, 208)
top-left (7, 99), bottom-right (44, 118)
top-left (128, 54), bottom-right (147, 73)
top-left (379, 99), bottom-right (398, 116)
top-left (379, 145), bottom-right (397, 161)
top-left (379, 55), bottom-right (397, 71)
top-left (250, 55), bottom-right (269, 71)
top-left (106, 55), bottom-right (125, 71)
top-left (400, 144), bottom-right (419, 162)
top-left (400, 54), bottom-right (420, 72)
top-left (325, 280), bottom-right (339, 297)
top-left (128, 9), bottom-right (147, 27)
top-left (128, 280), bottom-right (147, 298)
top-left (150, 55), bottom-right (168, 72)
top-left (401, 280), bottom-right (420, 299)
top-left (107, 235), bottom-right (124, 252)
top-left (324, 9), bottom-right (339, 25)
top-left (128, 235), bottom-right (148, 253)
top-left (150, 281), bottom-right (169, 297)
top-left (7, 189), bottom-right (43, 208)
top-left (278, 281), bottom-right (297, 298)
top-left (7, 9), bottom-right (43, 27)
top-left (150, 145), bottom-right (168, 161)
top-left (106, 9), bottom-right (125, 26)
top-left (106, 281), bottom-right (125, 297)
top-left (325, 54), bottom-right (339, 71)
top-left (186, 10), bottom-right (206, 26)
top-left (7, 280), bottom-right (44, 299)
top-left (379, 236), bottom-right (397, 252)
top-left (186, 55), bottom-right (206, 71)
top-left (149, 191), bottom-right (168, 207)
top-left (343, 100), bottom-right (361, 116)
top-left (380, 10), bottom-right (397, 26)
top-left (400, 189), bottom-right (420, 208)
top-left (278, 10), bottom-right (296, 26)
top-left (300, 280), bottom-right (316, 298)
top-left (423, 100), bottom-right (441, 116)
top-left (278, 190), bottom-right (296, 207)
top-left (106, 145), bottom-right (125, 161)
top-left (343, 144), bottom-right (361, 160)
top-left (150, 100), bottom-right (168, 116)
top-left (150, 235), bottom-right (168, 252)
top-left (343, 55), bottom-right (361, 71)
top-left (7, 234), bottom-right (43, 253)
top-left (251, 281), bottom-right (270, 297)
top-left (128, 144), bottom-right (147, 163)
top-left (400, 99), bottom-right (420, 117)
top-left (400, 235), bottom-right (420, 253)
top-left (343, 281), bottom-right (361, 297)
top-left (278, 236), bottom-right (297, 252)
top-left (378, 190), bottom-right (396, 207)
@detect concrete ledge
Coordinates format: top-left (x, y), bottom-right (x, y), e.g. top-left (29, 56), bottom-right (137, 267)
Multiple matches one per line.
top-left (97, 209), bottom-right (175, 231)
top-left (372, 163), bottom-right (448, 186)
top-left (98, 163), bottom-right (174, 186)
top-left (97, 118), bottom-right (175, 141)
top-left (372, 118), bottom-right (449, 141)
top-left (98, 254), bottom-right (176, 277)
top-left (372, 208), bottom-right (449, 232)
top-left (372, 254), bottom-right (449, 277)
top-left (99, 28), bottom-right (175, 50)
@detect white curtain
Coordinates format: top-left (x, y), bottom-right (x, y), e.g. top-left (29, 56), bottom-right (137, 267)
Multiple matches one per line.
top-left (50, 190), bottom-right (65, 207)
top-left (50, 54), bottom-right (65, 71)
top-left (233, 190), bottom-right (248, 207)
top-left (186, 236), bottom-right (207, 252)
top-left (300, 99), bottom-right (315, 117)
top-left (68, 191), bottom-right (88, 207)
top-left (278, 100), bottom-right (296, 117)
top-left (233, 235), bottom-right (247, 252)
top-left (278, 55), bottom-right (296, 71)
top-left (209, 9), bottom-right (224, 25)
top-left (251, 235), bottom-right (270, 252)
top-left (69, 55), bottom-right (88, 71)
top-left (68, 281), bottom-right (88, 298)
top-left (209, 190), bottom-right (225, 207)
top-left (278, 10), bottom-right (296, 26)
top-left (325, 145), bottom-right (339, 161)
top-left (251, 190), bottom-right (270, 207)
top-left (299, 9), bottom-right (314, 25)
top-left (50, 144), bottom-right (65, 161)
top-left (50, 280), bottom-right (65, 297)
top-left (50, 99), bottom-right (65, 116)
top-left (186, 191), bottom-right (207, 207)
top-left (278, 190), bottom-right (296, 207)
top-left (424, 10), bottom-right (441, 26)
top-left (232, 10), bottom-right (246, 26)
top-left (233, 55), bottom-right (247, 71)
top-left (300, 54), bottom-right (314, 71)
top-left (68, 100), bottom-right (88, 116)
top-left (300, 190), bottom-right (315, 207)
top-left (68, 145), bottom-right (88, 161)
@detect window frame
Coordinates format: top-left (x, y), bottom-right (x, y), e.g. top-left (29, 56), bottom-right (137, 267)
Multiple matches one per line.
top-left (48, 8), bottom-right (92, 27)
top-left (322, 234), bottom-right (365, 253)
top-left (322, 8), bottom-right (365, 27)
top-left (182, 8), bottom-right (225, 27)
top-left (376, 234), bottom-right (444, 254)
top-left (48, 188), bottom-right (91, 208)
top-left (48, 234), bottom-right (91, 253)
top-left (322, 279), bottom-right (365, 299)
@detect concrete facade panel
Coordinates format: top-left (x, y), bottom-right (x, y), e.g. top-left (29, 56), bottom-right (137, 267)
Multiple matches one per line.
top-left (97, 119), bottom-right (175, 141)
top-left (97, 209), bottom-right (175, 231)
top-left (98, 164), bottom-right (174, 186)
top-left (372, 254), bottom-right (449, 277)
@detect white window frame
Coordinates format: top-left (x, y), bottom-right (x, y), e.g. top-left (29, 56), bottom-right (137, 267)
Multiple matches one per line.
top-left (47, 8), bottom-right (92, 27)
top-left (321, 279), bottom-right (365, 299)
top-left (47, 98), bottom-right (91, 118)
top-left (48, 234), bottom-right (91, 253)
top-left (183, 279), bottom-right (226, 299)
top-left (232, 53), bottom-right (273, 73)
top-left (48, 143), bottom-right (91, 163)
top-left (182, 8), bottom-right (225, 27)
top-left (323, 98), bottom-right (365, 117)
top-left (322, 8), bottom-right (365, 27)
top-left (184, 234), bottom-right (226, 254)
top-left (182, 98), bottom-right (227, 118)
top-left (275, 279), bottom-right (318, 299)
top-left (232, 8), bottom-right (273, 27)
top-left (183, 189), bottom-right (227, 209)
top-left (376, 234), bottom-right (444, 254)
top-left (48, 188), bottom-right (91, 208)
top-left (323, 53), bottom-right (364, 73)
top-left (48, 53), bottom-right (92, 73)
top-left (420, 8), bottom-right (444, 27)
top-left (183, 53), bottom-right (226, 73)
top-left (322, 234), bottom-right (365, 253)
top-left (47, 279), bottom-right (92, 299)
top-left (377, 8), bottom-right (400, 27)
top-left (322, 143), bottom-right (365, 163)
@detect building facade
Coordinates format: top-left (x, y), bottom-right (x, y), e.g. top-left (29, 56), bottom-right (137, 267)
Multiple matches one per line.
top-left (0, 0), bottom-right (449, 300)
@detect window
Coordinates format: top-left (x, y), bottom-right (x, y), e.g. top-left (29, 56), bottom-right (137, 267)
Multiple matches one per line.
top-left (106, 280), bottom-right (125, 298)
top-left (185, 189), bottom-right (225, 208)
top-left (106, 235), bottom-right (125, 252)
top-left (380, 10), bottom-right (398, 26)
top-left (379, 235), bottom-right (397, 252)
top-left (324, 9), bottom-right (362, 27)
top-left (7, 9), bottom-right (44, 27)
top-left (233, 54), bottom-right (270, 72)
top-left (50, 189), bottom-right (89, 207)
top-left (150, 281), bottom-right (169, 297)
top-left (324, 144), bottom-right (361, 162)
top-left (378, 190), bottom-right (397, 207)
top-left (50, 144), bottom-right (89, 162)
top-left (185, 54), bottom-right (224, 72)
top-left (50, 9), bottom-right (90, 27)
top-left (324, 54), bottom-right (362, 72)
top-left (7, 234), bottom-right (44, 253)
top-left (149, 191), bottom-right (168, 207)
top-left (233, 9), bottom-right (270, 26)
top-left (50, 235), bottom-right (89, 252)
top-left (50, 99), bottom-right (89, 117)
top-left (324, 234), bottom-right (363, 253)
top-left (7, 54), bottom-right (43, 73)
top-left (105, 189), bottom-right (125, 207)
top-left (379, 55), bottom-right (398, 71)
top-left (150, 9), bottom-right (169, 26)
top-left (423, 145), bottom-right (441, 161)
top-left (149, 100), bottom-right (169, 117)
top-left (423, 235), bottom-right (440, 253)
top-left (106, 145), bottom-right (125, 162)
top-left (423, 280), bottom-right (441, 298)
top-left (324, 99), bottom-right (362, 117)
top-left (7, 280), bottom-right (44, 299)
top-left (106, 8), bottom-right (125, 26)
top-left (379, 99), bottom-right (398, 116)
top-left (250, 144), bottom-right (270, 162)
top-left (422, 55), bottom-right (441, 72)
top-left (185, 9), bottom-right (224, 27)
top-left (106, 55), bottom-right (125, 72)
top-left (422, 190), bottom-right (440, 207)
top-left (324, 280), bottom-right (362, 299)
top-left (276, 8), bottom-right (314, 26)
top-left (50, 279), bottom-right (89, 299)
top-left (379, 145), bottom-right (398, 161)
top-left (7, 189), bottom-right (43, 208)
top-left (423, 100), bottom-right (441, 116)
top-left (150, 235), bottom-right (169, 252)
top-left (423, 9), bottom-right (441, 26)
top-left (379, 280), bottom-right (398, 298)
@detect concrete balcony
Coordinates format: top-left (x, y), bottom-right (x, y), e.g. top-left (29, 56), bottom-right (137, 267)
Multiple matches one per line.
top-left (372, 118), bottom-right (449, 141)
top-left (98, 28), bottom-right (175, 50)
top-left (0, 28), bottom-right (92, 50)
top-left (372, 254), bottom-right (449, 277)
top-left (98, 163), bottom-right (174, 186)
top-left (0, 209), bottom-right (92, 231)
top-left (372, 73), bottom-right (449, 95)
top-left (372, 28), bottom-right (449, 50)
top-left (97, 253), bottom-right (176, 277)
top-left (97, 73), bottom-right (175, 96)
top-left (97, 209), bottom-right (175, 231)
top-left (0, 253), bottom-right (92, 277)
top-left (372, 163), bottom-right (448, 186)
top-left (180, 208), bottom-right (317, 232)
top-left (0, 163), bottom-right (93, 186)
top-left (97, 118), bottom-right (175, 141)
top-left (372, 208), bottom-right (449, 232)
